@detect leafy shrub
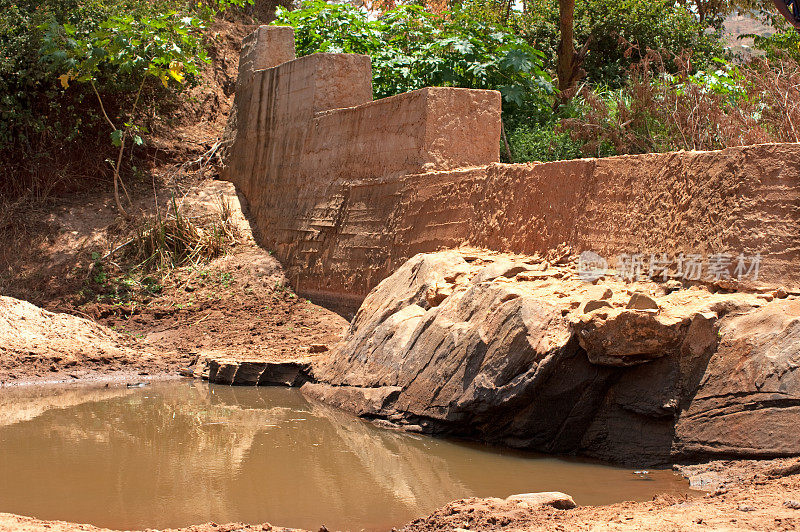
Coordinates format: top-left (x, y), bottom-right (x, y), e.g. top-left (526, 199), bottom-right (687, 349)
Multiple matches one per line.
top-left (38, 5), bottom-right (215, 213)
top-left (507, 123), bottom-right (587, 162)
top-left (274, 0), bottom-right (554, 119)
top-left (0, 0), bottom-right (107, 196)
top-left (747, 19), bottom-right (800, 62)
top-left (0, 0), bottom-right (249, 201)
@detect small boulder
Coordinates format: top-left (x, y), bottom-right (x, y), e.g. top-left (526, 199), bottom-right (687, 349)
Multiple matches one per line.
top-left (784, 500), bottom-right (800, 509)
top-left (575, 310), bottom-right (684, 366)
top-left (715, 278), bottom-right (740, 291)
top-left (582, 300), bottom-right (613, 314)
top-left (664, 280), bottom-right (683, 293)
top-left (598, 287), bottom-right (613, 300)
top-left (473, 260), bottom-right (531, 284)
top-left (627, 292), bottom-right (659, 311)
top-left (506, 492), bottom-right (577, 510)
top-left (583, 286), bottom-right (613, 300)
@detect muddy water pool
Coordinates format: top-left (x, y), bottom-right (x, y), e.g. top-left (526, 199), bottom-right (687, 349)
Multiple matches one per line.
top-left (0, 381), bottom-right (692, 530)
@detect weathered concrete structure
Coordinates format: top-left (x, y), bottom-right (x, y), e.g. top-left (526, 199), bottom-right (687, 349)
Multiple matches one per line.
top-left (222, 26), bottom-right (800, 316)
top-left (214, 27), bottom-right (800, 465)
top-left (224, 28), bottom-right (800, 315)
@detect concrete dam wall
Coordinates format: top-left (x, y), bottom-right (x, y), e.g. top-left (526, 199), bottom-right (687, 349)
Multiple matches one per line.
top-left (222, 26), bottom-right (800, 316)
top-left (214, 27), bottom-right (800, 465)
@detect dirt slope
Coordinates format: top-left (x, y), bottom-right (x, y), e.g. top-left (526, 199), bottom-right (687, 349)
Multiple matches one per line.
top-left (0, 179), bottom-right (348, 386)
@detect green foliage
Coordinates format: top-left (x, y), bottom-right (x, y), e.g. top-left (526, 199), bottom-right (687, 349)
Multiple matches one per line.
top-left (0, 0), bottom-right (251, 198)
top-left (507, 123), bottom-right (586, 162)
top-left (562, 51), bottom-right (800, 156)
top-left (0, 0), bottom-right (104, 155)
top-left (685, 57), bottom-right (746, 100)
top-left (748, 20), bottom-right (800, 62)
top-left (272, 0), bottom-right (730, 163)
top-left (516, 0), bottom-right (725, 86)
top-left (505, 57), bottom-right (753, 163)
top-left (274, 1), bottom-right (381, 55)
top-left (40, 7), bottom-right (210, 91)
top-left (677, 0), bottom-right (762, 32)
top-left (274, 0), bottom-right (553, 117)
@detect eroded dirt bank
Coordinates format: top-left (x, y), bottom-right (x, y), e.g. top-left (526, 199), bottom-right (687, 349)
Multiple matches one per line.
top-left (0, 179), bottom-right (348, 387)
top-left (403, 458), bottom-right (800, 531)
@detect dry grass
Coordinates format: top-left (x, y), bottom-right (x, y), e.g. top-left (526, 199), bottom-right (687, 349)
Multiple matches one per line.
top-left (563, 52), bottom-right (800, 155)
top-left (123, 195), bottom-right (238, 273)
top-left (79, 192), bottom-right (240, 306)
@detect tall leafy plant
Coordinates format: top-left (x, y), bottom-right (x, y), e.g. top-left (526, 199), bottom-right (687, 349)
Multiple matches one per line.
top-left (40, 10), bottom-right (208, 214)
top-left (517, 0), bottom-right (724, 87)
top-left (275, 0), bottom-right (553, 120)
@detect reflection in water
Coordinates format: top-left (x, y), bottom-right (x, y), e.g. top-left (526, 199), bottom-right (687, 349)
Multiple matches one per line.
top-left (0, 384), bottom-right (131, 428)
top-left (0, 382), bottom-right (691, 531)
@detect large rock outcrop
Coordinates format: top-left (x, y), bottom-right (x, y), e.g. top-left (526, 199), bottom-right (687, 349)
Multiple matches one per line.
top-left (305, 250), bottom-right (800, 465)
top-left (219, 26), bottom-right (800, 464)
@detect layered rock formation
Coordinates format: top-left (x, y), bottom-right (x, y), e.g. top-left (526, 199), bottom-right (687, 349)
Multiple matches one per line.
top-left (305, 250), bottom-right (800, 465)
top-left (223, 26), bottom-right (800, 316)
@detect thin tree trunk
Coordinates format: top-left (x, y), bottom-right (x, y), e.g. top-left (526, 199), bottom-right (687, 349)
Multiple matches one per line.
top-left (91, 80), bottom-right (127, 217)
top-left (556, 0), bottom-right (577, 107)
top-left (771, 0), bottom-right (800, 30)
top-left (555, 0), bottom-right (591, 110)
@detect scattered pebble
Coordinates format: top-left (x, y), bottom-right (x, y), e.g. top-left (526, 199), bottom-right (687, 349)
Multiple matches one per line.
top-left (309, 343), bottom-right (329, 353)
top-left (583, 299), bottom-right (613, 314)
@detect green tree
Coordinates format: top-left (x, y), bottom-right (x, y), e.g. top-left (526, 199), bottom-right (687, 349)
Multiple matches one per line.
top-left (517, 0), bottom-right (724, 88)
top-left (40, 9), bottom-right (208, 214)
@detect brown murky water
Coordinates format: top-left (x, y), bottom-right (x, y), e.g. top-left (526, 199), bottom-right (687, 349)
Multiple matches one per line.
top-left (0, 381), bottom-right (692, 531)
